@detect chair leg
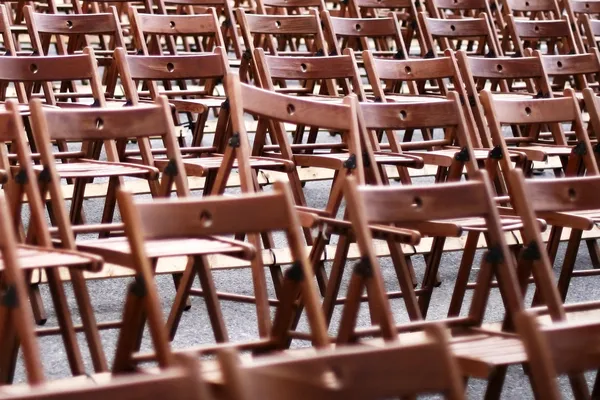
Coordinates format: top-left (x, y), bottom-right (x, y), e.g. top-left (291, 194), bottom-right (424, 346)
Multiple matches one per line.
top-left (166, 257), bottom-right (197, 341)
top-left (418, 236), bottom-right (446, 318)
top-left (194, 256), bottom-right (229, 343)
top-left (45, 268), bottom-right (86, 376)
top-left (69, 270), bottom-right (108, 373)
top-left (98, 177), bottom-right (120, 239)
top-left (322, 235), bottom-right (350, 324)
top-left (28, 283), bottom-right (48, 326)
top-left (388, 238), bottom-right (422, 321)
top-left (0, 305), bottom-right (19, 384)
top-left (113, 281), bottom-right (147, 373)
top-left (448, 231), bottom-right (480, 317)
top-left (586, 239), bottom-right (600, 269)
top-left (568, 373), bottom-right (591, 400)
top-left (484, 366), bottom-right (507, 400)
top-left (535, 229), bottom-right (582, 305)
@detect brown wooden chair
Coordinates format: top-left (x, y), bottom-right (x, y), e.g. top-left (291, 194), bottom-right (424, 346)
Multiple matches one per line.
top-left (506, 167), bottom-right (600, 399)
top-left (342, 170), bottom-right (528, 399)
top-left (156, 0), bottom-right (243, 59)
top-left (363, 49), bottom-right (481, 145)
top-left (0, 100), bottom-right (107, 383)
top-left (499, 0), bottom-right (581, 53)
top-left (129, 6), bottom-right (225, 55)
top-left (418, 11), bottom-right (502, 57)
top-left (320, 10), bottom-right (409, 60)
top-left (26, 96), bottom-right (191, 372)
top-left (346, 0), bottom-right (423, 55)
top-left (0, 355), bottom-right (209, 400)
top-left (579, 12), bottom-right (600, 50)
top-left (24, 5), bottom-right (126, 99)
top-left (115, 46), bottom-right (229, 149)
top-left (505, 14), bottom-right (579, 56)
top-left (533, 48), bottom-right (600, 95)
top-left (109, 180), bottom-right (330, 370)
top-left (218, 324), bottom-right (466, 400)
top-left (236, 8), bottom-right (328, 85)
top-left (115, 47), bottom-right (295, 198)
top-left (321, 93), bottom-right (522, 324)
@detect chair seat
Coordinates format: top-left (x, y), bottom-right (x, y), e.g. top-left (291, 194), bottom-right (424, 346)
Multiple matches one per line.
top-left (76, 237), bottom-right (255, 268)
top-left (510, 144), bottom-right (573, 162)
top-left (38, 159), bottom-right (159, 179)
top-left (155, 155), bottom-right (295, 177)
top-left (0, 245), bottom-right (103, 272)
top-left (403, 216), bottom-right (524, 237)
top-left (451, 331), bottom-right (527, 376)
top-left (383, 94), bottom-right (448, 103)
top-left (169, 96), bottom-right (227, 114)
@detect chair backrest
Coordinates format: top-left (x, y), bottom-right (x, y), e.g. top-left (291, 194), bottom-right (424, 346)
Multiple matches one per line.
top-left (129, 6), bottom-right (225, 55)
top-left (28, 96), bottom-right (188, 249)
top-left (0, 355), bottom-right (209, 400)
top-left (501, 0), bottom-right (561, 19)
top-left (431, 0), bottom-right (503, 30)
top-left (480, 88), bottom-right (598, 176)
top-left (236, 8), bottom-right (328, 86)
top-left (418, 12), bottom-right (501, 57)
top-left (533, 48), bottom-right (600, 92)
top-left (237, 8), bottom-right (327, 56)
top-left (115, 46), bottom-right (229, 106)
top-left (455, 49), bottom-right (553, 147)
top-left (359, 92), bottom-right (478, 174)
top-left (320, 11), bottom-right (407, 59)
top-left (25, 5), bottom-right (125, 55)
top-left (156, 0), bottom-right (242, 58)
top-left (342, 170), bottom-right (524, 336)
top-left (346, 0), bottom-right (422, 54)
top-left (119, 176), bottom-right (330, 348)
top-left (218, 325), bottom-right (466, 400)
top-left (363, 49), bottom-right (480, 146)
top-left (506, 14), bottom-right (579, 56)
top-left (255, 0), bottom-right (326, 14)
top-left (24, 5), bottom-right (125, 97)
top-left (231, 73), bottom-right (365, 206)
top-left (254, 47), bottom-right (365, 99)
top-left (0, 48), bottom-right (104, 105)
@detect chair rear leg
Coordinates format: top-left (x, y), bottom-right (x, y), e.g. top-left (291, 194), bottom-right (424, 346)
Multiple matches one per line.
top-left (166, 257), bottom-right (197, 341)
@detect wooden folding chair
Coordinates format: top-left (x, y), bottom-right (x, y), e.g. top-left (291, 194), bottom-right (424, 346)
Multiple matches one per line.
top-left (255, 0), bottom-right (326, 15)
top-left (346, 0), bottom-right (423, 55)
top-left (110, 180), bottom-right (330, 370)
top-left (0, 48), bottom-right (104, 108)
top-left (24, 5), bottom-right (126, 99)
top-left (218, 324), bottom-right (465, 400)
top-left (27, 96), bottom-right (192, 371)
top-left (465, 89), bottom-right (600, 308)
top-left (236, 9), bottom-right (328, 85)
top-left (0, 355), bottom-right (209, 400)
top-left (129, 6), bottom-right (225, 55)
top-left (0, 100), bottom-right (107, 382)
top-left (321, 93), bottom-right (520, 323)
top-left (533, 48), bottom-right (600, 96)
top-left (418, 11), bottom-right (502, 57)
top-left (506, 167), bottom-right (600, 398)
top-left (363, 49), bottom-right (481, 145)
top-left (342, 170), bottom-right (528, 399)
top-left (320, 10), bottom-right (409, 60)
top-left (115, 46), bottom-right (229, 149)
top-left (505, 14), bottom-right (579, 56)
top-left (499, 0), bottom-right (581, 52)
top-left (155, 0), bottom-right (243, 59)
